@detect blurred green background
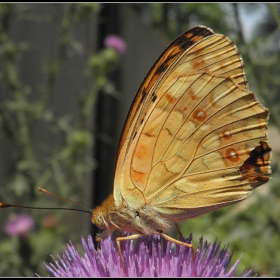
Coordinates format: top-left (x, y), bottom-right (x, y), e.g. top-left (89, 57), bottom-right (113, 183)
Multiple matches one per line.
top-left (0, 3), bottom-right (279, 277)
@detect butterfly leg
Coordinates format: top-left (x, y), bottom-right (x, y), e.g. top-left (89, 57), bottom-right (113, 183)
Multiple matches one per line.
top-left (174, 222), bottom-right (183, 236)
top-left (95, 236), bottom-right (102, 251)
top-left (116, 233), bottom-right (142, 277)
top-left (160, 233), bottom-right (197, 277)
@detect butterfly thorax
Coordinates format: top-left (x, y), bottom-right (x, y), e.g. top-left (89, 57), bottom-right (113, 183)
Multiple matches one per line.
top-left (91, 193), bottom-right (171, 239)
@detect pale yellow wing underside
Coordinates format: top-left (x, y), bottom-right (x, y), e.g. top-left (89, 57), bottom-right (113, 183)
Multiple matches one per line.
top-left (113, 26), bottom-right (271, 221)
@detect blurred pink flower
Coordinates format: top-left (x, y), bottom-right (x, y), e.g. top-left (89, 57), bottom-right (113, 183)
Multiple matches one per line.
top-left (104, 35), bottom-right (127, 55)
top-left (4, 213), bottom-right (34, 237)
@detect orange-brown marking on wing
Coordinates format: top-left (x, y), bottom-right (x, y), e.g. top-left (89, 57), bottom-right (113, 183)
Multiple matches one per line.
top-left (165, 93), bottom-right (177, 104)
top-left (222, 129), bottom-right (232, 140)
top-left (185, 32), bottom-right (193, 39)
top-left (190, 57), bottom-right (206, 69)
top-left (134, 134), bottom-right (153, 159)
top-left (131, 169), bottom-right (147, 186)
top-left (225, 148), bottom-right (240, 162)
top-left (188, 88), bottom-right (197, 100)
top-left (193, 108), bottom-right (207, 122)
top-left (240, 141), bottom-right (272, 185)
top-left (191, 35), bottom-right (205, 43)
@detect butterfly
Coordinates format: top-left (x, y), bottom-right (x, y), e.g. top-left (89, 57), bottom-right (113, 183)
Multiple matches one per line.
top-left (91, 25), bottom-right (272, 274)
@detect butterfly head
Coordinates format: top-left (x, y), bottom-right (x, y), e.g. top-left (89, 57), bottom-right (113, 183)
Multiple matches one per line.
top-left (91, 194), bottom-right (117, 237)
top-left (91, 208), bottom-right (107, 229)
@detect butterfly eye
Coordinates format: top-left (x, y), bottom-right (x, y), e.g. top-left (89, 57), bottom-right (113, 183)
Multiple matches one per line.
top-left (92, 212), bottom-right (106, 229)
top-left (97, 214), bottom-right (103, 224)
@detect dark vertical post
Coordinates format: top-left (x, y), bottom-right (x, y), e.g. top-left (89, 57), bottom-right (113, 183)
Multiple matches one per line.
top-left (91, 3), bottom-right (121, 239)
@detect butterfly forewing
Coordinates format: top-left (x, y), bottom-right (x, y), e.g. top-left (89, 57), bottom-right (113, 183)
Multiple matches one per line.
top-left (114, 26), bottom-right (214, 206)
top-left (113, 26), bottom-right (271, 220)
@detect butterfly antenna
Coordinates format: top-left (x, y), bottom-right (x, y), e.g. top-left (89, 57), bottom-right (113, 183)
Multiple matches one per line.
top-left (0, 202), bottom-right (91, 213)
top-left (37, 187), bottom-right (92, 213)
top-left (0, 187), bottom-right (92, 214)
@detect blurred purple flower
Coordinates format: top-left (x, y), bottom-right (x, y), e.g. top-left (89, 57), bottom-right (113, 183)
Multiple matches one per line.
top-left (4, 213), bottom-right (34, 238)
top-left (104, 35), bottom-right (127, 55)
top-left (40, 233), bottom-right (256, 277)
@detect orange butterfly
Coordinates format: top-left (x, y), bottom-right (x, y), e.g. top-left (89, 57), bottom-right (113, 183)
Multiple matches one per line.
top-left (91, 25), bottom-right (271, 273)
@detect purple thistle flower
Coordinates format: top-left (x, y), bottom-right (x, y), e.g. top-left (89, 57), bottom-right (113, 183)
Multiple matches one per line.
top-left (104, 35), bottom-right (127, 55)
top-left (40, 233), bottom-right (256, 277)
top-left (4, 213), bottom-right (34, 238)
